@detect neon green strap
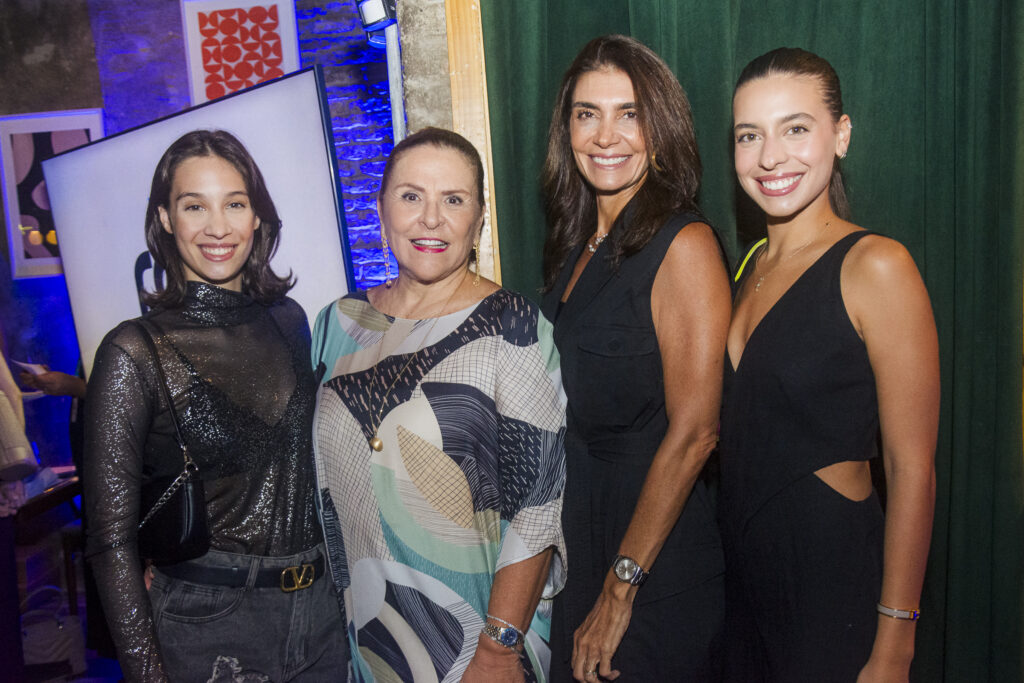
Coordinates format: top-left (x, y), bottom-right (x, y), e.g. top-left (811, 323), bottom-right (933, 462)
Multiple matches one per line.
top-left (734, 238), bottom-right (768, 283)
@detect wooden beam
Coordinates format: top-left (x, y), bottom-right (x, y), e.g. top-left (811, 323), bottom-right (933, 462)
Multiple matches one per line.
top-left (445, 0), bottom-right (501, 284)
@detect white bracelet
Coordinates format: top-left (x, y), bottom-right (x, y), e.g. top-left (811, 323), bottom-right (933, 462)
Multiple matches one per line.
top-left (486, 613), bottom-right (522, 631)
top-left (876, 602), bottom-right (920, 621)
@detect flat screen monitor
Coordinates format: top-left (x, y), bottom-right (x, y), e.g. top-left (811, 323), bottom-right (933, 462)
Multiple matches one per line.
top-left (43, 66), bottom-right (352, 377)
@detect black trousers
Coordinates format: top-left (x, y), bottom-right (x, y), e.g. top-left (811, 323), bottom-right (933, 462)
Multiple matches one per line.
top-left (723, 473), bottom-right (884, 683)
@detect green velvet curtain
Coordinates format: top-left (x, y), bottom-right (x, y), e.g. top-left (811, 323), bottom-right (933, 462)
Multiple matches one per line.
top-left (481, 2), bottom-right (1023, 681)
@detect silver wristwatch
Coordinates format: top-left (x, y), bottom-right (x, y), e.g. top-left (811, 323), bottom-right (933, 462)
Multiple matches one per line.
top-left (612, 554), bottom-right (648, 586)
top-left (482, 622), bottom-right (523, 650)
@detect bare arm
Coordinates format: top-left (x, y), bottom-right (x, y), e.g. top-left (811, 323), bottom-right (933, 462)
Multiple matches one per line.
top-left (572, 223), bottom-right (731, 681)
top-left (20, 369), bottom-right (87, 399)
top-left (844, 236), bottom-right (939, 682)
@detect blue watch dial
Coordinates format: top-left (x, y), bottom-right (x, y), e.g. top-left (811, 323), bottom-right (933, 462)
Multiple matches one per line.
top-left (499, 628), bottom-right (518, 646)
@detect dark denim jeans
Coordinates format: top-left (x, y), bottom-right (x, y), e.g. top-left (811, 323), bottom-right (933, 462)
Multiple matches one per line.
top-left (150, 545), bottom-right (348, 682)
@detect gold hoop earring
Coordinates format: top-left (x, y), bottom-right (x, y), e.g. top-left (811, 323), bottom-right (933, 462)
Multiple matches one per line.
top-left (650, 152), bottom-right (663, 173)
top-left (473, 238), bottom-right (481, 286)
top-left (382, 234), bottom-right (393, 288)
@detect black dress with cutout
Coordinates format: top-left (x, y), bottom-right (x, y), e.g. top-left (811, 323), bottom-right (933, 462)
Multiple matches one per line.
top-left (719, 231), bottom-right (884, 682)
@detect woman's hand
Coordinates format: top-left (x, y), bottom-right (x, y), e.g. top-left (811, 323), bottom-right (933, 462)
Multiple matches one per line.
top-left (463, 633), bottom-right (525, 683)
top-left (20, 369), bottom-right (87, 398)
top-left (571, 576), bottom-right (632, 681)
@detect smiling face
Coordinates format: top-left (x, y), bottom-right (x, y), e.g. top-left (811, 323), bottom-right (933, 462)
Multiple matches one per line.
top-left (569, 67), bottom-right (649, 206)
top-left (377, 144), bottom-right (483, 288)
top-left (733, 74), bottom-right (851, 219)
top-left (158, 154), bottom-right (259, 291)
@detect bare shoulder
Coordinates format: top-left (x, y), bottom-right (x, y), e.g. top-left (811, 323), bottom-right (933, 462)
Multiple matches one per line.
top-left (841, 230), bottom-right (932, 337)
top-left (668, 221), bottom-right (721, 257)
top-left (659, 221), bottom-right (726, 278)
top-left (843, 231), bottom-right (921, 287)
top-left (653, 221), bottom-right (730, 325)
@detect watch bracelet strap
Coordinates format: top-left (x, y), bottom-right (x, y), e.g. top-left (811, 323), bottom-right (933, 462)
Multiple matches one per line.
top-left (876, 602), bottom-right (920, 620)
top-left (613, 554), bottom-right (649, 586)
top-left (486, 613), bottom-right (523, 633)
top-left (481, 623), bottom-right (523, 651)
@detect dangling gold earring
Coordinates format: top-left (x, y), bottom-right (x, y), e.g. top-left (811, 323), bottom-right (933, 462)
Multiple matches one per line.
top-left (472, 238), bottom-right (481, 286)
top-left (382, 234), bottom-right (392, 288)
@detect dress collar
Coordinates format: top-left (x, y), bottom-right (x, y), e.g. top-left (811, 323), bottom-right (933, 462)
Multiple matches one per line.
top-left (179, 282), bottom-right (260, 326)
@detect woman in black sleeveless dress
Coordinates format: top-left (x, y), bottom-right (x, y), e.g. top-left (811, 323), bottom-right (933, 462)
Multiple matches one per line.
top-left (539, 35), bottom-right (731, 682)
top-left (720, 49), bottom-right (939, 682)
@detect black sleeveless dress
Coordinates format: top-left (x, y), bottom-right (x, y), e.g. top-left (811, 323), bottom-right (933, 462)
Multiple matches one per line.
top-left (719, 231), bottom-right (884, 682)
top-left (541, 213), bottom-right (725, 682)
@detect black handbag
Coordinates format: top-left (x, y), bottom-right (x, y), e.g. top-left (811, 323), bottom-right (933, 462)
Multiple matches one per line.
top-left (134, 322), bottom-right (210, 565)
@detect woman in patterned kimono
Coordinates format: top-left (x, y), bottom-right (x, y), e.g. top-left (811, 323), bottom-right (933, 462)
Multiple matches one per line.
top-left (313, 127), bottom-right (567, 683)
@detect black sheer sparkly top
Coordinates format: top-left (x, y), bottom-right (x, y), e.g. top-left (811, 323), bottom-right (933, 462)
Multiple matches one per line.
top-left (84, 282), bottom-right (322, 682)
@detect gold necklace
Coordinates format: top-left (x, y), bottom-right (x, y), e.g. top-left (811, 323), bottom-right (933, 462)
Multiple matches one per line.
top-left (754, 221), bottom-right (830, 292)
top-left (366, 271), bottom-right (467, 451)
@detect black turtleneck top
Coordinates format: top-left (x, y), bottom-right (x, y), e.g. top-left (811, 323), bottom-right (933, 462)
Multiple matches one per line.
top-left (84, 282), bottom-right (322, 682)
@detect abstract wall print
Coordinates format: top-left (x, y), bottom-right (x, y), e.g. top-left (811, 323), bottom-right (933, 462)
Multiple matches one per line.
top-left (181, 0), bottom-right (300, 105)
top-left (0, 110), bottom-right (103, 278)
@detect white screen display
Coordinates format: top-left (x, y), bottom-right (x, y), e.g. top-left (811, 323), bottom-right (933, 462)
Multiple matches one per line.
top-left (43, 68), bottom-right (351, 377)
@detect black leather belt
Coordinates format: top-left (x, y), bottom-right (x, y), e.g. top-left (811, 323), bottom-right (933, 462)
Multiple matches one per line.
top-left (159, 555), bottom-right (325, 592)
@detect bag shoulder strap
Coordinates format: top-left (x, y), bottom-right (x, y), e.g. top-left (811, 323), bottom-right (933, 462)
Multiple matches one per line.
top-left (131, 320), bottom-right (187, 454)
top-left (314, 307), bottom-right (331, 384)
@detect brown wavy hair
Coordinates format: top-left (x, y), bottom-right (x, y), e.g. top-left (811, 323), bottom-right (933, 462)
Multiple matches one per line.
top-left (142, 129), bottom-right (293, 308)
top-left (735, 47), bottom-right (851, 220)
top-left (541, 34), bottom-right (702, 291)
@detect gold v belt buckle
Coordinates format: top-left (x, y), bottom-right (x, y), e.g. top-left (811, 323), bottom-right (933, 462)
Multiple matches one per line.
top-left (280, 563), bottom-right (315, 592)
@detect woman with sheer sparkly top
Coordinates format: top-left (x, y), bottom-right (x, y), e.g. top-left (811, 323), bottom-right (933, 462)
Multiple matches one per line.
top-left (85, 130), bottom-right (346, 682)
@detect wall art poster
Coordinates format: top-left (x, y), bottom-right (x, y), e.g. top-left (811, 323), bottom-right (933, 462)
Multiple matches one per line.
top-left (0, 110), bottom-right (104, 278)
top-left (181, 0), bottom-right (300, 105)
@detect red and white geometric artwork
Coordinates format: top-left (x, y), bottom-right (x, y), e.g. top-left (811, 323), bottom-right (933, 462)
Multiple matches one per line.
top-left (182, 0), bottom-right (299, 104)
top-left (199, 6), bottom-right (283, 100)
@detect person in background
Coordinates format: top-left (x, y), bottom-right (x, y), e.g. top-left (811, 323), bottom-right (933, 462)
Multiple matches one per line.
top-left (20, 364), bottom-right (117, 659)
top-left (19, 370), bottom-right (86, 401)
top-left (0, 346), bottom-right (30, 682)
top-left (313, 127), bottom-right (566, 682)
top-left (719, 47), bottom-right (939, 682)
top-left (85, 129), bottom-right (346, 681)
top-left (1, 344), bottom-right (36, 487)
top-left (539, 34), bottom-right (731, 682)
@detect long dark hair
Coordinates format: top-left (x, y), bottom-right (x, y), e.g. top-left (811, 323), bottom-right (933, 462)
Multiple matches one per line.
top-left (541, 34), bottom-right (702, 291)
top-left (142, 129), bottom-right (293, 307)
top-left (735, 47), bottom-right (851, 220)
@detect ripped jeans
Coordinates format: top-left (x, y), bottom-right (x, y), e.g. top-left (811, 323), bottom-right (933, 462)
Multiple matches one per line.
top-left (149, 545), bottom-right (348, 682)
